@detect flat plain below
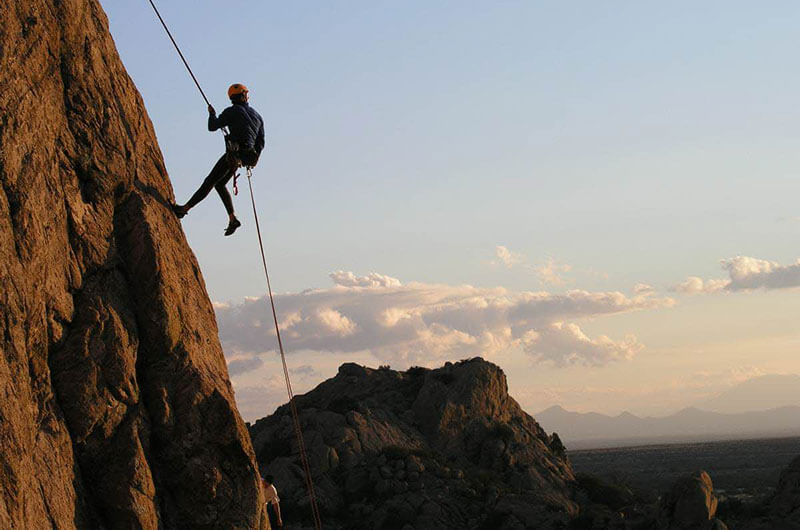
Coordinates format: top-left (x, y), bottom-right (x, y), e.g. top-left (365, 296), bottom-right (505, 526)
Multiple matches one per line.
top-left (569, 436), bottom-right (800, 499)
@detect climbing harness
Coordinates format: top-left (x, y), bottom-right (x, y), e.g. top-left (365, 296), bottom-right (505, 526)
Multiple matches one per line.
top-left (146, 2), bottom-right (323, 528)
top-left (225, 139), bottom-right (242, 196)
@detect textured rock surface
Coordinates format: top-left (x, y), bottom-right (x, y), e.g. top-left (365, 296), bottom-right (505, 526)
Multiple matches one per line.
top-left (0, 0), bottom-right (266, 527)
top-left (657, 471), bottom-right (726, 530)
top-left (250, 358), bottom-right (577, 529)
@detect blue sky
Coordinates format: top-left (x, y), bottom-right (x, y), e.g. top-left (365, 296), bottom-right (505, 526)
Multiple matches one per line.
top-left (103, 1), bottom-right (800, 420)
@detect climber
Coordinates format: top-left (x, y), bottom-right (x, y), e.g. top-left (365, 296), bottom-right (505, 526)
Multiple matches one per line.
top-left (172, 83), bottom-right (265, 236)
top-left (262, 474), bottom-right (283, 528)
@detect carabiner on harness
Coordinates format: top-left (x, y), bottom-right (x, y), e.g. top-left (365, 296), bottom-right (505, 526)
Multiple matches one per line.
top-left (225, 133), bottom-right (243, 196)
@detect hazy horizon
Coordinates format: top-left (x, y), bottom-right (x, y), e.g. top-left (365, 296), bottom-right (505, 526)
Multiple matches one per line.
top-left (102, 1), bottom-right (800, 423)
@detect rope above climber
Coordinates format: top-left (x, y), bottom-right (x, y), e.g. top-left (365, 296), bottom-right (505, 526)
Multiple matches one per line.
top-left (172, 83), bottom-right (265, 236)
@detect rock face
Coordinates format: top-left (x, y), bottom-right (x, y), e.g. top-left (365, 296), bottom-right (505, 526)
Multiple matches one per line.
top-left (0, 0), bottom-right (265, 528)
top-left (249, 358), bottom-right (577, 529)
top-left (657, 471), bottom-right (727, 530)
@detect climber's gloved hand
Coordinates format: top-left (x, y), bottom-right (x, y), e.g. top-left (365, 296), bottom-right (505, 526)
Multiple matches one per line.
top-left (207, 104), bottom-right (215, 115)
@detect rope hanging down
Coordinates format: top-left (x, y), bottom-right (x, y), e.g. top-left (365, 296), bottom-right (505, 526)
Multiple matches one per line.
top-left (145, 2), bottom-right (323, 528)
top-left (246, 170), bottom-right (324, 530)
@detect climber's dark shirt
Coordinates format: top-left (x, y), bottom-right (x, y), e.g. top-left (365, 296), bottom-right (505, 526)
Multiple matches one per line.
top-left (208, 101), bottom-right (265, 153)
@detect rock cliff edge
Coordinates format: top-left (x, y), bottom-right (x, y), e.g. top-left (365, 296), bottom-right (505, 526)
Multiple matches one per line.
top-left (0, 0), bottom-right (265, 528)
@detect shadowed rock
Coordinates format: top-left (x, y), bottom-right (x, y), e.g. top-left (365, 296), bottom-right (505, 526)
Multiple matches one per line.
top-left (657, 471), bottom-right (727, 530)
top-left (0, 0), bottom-right (266, 527)
top-left (772, 455), bottom-right (800, 522)
top-left (250, 358), bottom-right (577, 529)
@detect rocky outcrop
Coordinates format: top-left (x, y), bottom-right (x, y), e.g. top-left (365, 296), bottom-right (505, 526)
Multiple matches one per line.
top-left (249, 358), bottom-right (577, 529)
top-left (0, 0), bottom-right (265, 528)
top-left (772, 455), bottom-right (800, 523)
top-left (713, 454), bottom-right (800, 530)
top-left (657, 471), bottom-right (727, 530)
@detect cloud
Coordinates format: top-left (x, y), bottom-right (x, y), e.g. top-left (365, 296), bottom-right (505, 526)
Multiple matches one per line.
top-left (633, 283), bottom-right (654, 295)
top-left (722, 256), bottom-right (800, 291)
top-left (227, 356), bottom-right (264, 376)
top-left (290, 364), bottom-right (319, 377)
top-left (316, 308), bottom-right (357, 336)
top-left (672, 256), bottom-right (800, 294)
top-left (214, 272), bottom-right (673, 372)
top-left (522, 322), bottom-right (643, 366)
top-left (536, 257), bottom-right (572, 286)
top-left (329, 271), bottom-right (401, 288)
top-left (493, 246), bottom-right (524, 268)
top-left (671, 276), bottom-right (728, 294)
top-left (233, 380), bottom-right (287, 421)
top-left (490, 247), bottom-right (573, 286)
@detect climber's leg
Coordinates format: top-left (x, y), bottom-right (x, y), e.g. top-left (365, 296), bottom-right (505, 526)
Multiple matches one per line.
top-left (211, 163), bottom-right (241, 236)
top-left (214, 173), bottom-right (235, 216)
top-left (173, 154), bottom-right (230, 217)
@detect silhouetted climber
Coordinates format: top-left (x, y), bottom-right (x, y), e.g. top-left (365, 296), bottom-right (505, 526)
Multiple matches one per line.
top-left (173, 83), bottom-right (265, 236)
top-left (262, 474), bottom-right (283, 527)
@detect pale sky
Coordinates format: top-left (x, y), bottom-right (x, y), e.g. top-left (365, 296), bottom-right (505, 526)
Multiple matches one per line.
top-left (103, 1), bottom-right (800, 421)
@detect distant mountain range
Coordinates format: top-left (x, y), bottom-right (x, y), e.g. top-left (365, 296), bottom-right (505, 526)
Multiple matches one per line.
top-left (535, 405), bottom-right (800, 449)
top-left (535, 374), bottom-right (800, 449)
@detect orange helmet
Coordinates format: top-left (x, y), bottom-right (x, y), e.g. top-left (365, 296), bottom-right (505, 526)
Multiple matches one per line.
top-left (228, 83), bottom-right (248, 100)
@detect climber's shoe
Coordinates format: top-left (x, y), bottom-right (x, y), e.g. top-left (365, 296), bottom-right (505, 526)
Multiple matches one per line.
top-left (172, 204), bottom-right (189, 219)
top-left (224, 217), bottom-right (242, 236)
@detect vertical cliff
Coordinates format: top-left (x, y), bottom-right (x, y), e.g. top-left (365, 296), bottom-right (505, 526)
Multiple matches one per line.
top-left (0, 0), bottom-right (265, 527)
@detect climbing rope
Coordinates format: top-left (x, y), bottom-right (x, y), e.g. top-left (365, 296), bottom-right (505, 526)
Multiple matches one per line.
top-left (146, 0), bottom-right (229, 134)
top-left (146, 2), bottom-right (323, 528)
top-left (246, 169), bottom-right (324, 530)
top-left (146, 0), bottom-right (211, 106)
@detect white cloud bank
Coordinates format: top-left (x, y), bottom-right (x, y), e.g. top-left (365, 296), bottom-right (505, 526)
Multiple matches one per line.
top-left (673, 256), bottom-right (800, 294)
top-left (216, 271), bottom-right (673, 374)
